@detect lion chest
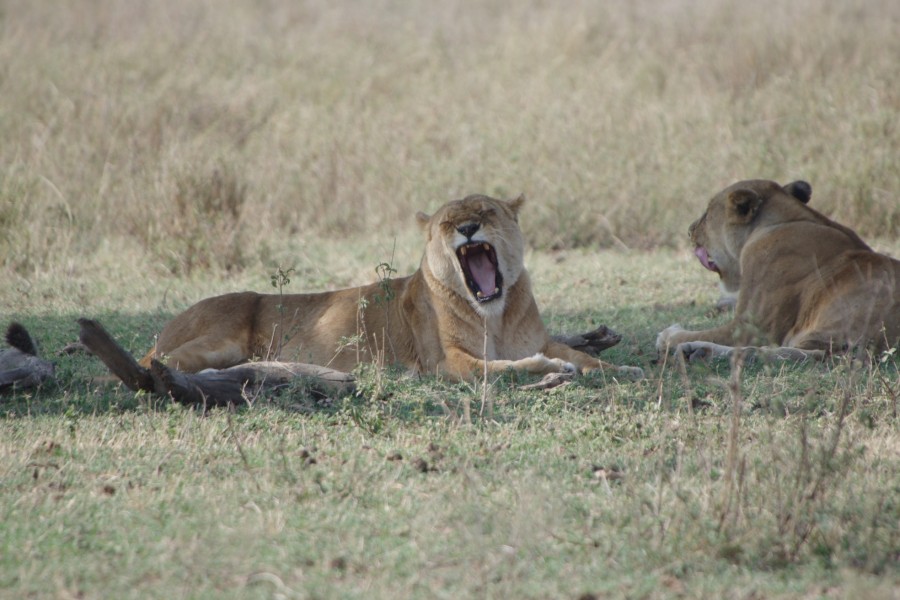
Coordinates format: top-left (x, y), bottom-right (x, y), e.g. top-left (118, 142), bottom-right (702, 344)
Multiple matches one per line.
top-left (449, 313), bottom-right (545, 361)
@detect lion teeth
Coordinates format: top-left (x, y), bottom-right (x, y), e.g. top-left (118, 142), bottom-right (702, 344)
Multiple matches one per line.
top-left (476, 291), bottom-right (484, 298)
top-left (494, 287), bottom-right (500, 294)
top-left (482, 243), bottom-right (490, 251)
top-left (460, 246), bottom-right (468, 256)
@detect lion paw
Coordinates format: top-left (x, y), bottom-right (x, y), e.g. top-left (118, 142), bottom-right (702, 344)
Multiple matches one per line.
top-left (549, 357), bottom-right (578, 374)
top-left (518, 353), bottom-right (578, 375)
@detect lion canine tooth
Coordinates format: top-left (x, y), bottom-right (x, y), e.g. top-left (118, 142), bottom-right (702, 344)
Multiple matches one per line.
top-left (494, 287), bottom-right (500, 294)
top-left (476, 291), bottom-right (484, 298)
top-left (482, 243), bottom-right (490, 251)
top-left (460, 245), bottom-right (467, 256)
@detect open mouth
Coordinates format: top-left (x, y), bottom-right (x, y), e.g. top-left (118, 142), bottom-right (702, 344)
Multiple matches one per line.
top-left (694, 246), bottom-right (719, 274)
top-left (457, 242), bottom-right (503, 303)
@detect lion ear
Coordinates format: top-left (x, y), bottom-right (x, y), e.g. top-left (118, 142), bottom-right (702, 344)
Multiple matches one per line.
top-left (415, 211), bottom-right (431, 230)
top-left (507, 194), bottom-right (525, 217)
top-left (784, 180), bottom-right (812, 204)
top-left (727, 189), bottom-right (763, 223)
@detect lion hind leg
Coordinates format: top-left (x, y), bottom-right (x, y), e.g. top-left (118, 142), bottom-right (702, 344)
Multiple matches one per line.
top-left (657, 323), bottom-right (743, 353)
top-left (138, 346), bottom-right (157, 369)
top-left (160, 337), bottom-right (249, 373)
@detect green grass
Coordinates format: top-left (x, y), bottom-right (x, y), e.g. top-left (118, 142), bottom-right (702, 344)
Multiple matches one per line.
top-left (2, 0), bottom-right (899, 597)
top-left (2, 250), bottom-right (899, 599)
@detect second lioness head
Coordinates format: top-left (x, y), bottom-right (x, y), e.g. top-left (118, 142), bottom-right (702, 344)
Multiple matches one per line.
top-left (688, 179), bottom-right (812, 295)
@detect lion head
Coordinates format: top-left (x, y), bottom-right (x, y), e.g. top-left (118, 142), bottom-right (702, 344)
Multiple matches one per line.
top-left (689, 179), bottom-right (812, 294)
top-left (417, 194), bottom-right (526, 316)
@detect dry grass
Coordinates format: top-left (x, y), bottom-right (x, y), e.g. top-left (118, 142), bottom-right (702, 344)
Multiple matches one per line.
top-left (1, 0), bottom-right (898, 277)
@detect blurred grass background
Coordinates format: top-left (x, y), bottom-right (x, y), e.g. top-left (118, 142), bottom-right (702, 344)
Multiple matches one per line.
top-left (1, 0), bottom-right (898, 279)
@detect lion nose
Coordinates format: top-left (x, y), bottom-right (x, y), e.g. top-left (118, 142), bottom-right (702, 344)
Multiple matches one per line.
top-left (457, 223), bottom-right (480, 239)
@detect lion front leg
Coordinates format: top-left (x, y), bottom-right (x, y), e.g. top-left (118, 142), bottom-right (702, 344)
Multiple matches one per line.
top-left (497, 353), bottom-right (579, 375)
top-left (660, 329), bottom-right (826, 364)
top-left (671, 340), bottom-right (737, 361)
top-left (438, 347), bottom-right (576, 381)
top-left (672, 341), bottom-right (823, 363)
top-left (656, 323), bottom-right (742, 354)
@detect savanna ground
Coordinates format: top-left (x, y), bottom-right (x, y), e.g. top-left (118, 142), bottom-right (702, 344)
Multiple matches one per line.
top-left (1, 1), bottom-right (899, 598)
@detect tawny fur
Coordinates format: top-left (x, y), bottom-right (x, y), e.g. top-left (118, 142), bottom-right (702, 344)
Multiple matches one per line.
top-left (142, 195), bottom-right (642, 381)
top-left (658, 179), bottom-right (900, 359)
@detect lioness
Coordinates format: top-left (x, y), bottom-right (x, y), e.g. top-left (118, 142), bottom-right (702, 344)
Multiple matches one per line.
top-left (142, 194), bottom-right (642, 381)
top-left (657, 179), bottom-right (900, 360)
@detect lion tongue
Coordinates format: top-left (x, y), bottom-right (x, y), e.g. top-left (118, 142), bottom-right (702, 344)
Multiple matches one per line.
top-left (468, 252), bottom-right (497, 295)
top-left (694, 246), bottom-right (717, 272)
